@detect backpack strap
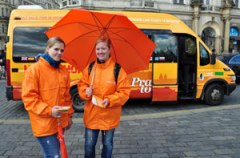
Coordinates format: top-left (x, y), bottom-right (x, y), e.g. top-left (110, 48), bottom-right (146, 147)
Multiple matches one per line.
top-left (114, 63), bottom-right (121, 84)
top-left (88, 61), bottom-right (95, 75)
top-left (88, 61), bottom-right (121, 84)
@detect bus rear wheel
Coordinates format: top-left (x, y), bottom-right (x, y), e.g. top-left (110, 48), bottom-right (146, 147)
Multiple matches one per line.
top-left (70, 88), bottom-right (85, 112)
top-left (204, 83), bottom-right (224, 106)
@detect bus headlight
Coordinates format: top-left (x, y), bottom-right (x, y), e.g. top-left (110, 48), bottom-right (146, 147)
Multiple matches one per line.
top-left (230, 75), bottom-right (236, 82)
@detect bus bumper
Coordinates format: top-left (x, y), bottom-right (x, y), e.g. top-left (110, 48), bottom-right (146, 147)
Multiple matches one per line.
top-left (226, 83), bottom-right (236, 95)
top-left (6, 86), bottom-right (13, 100)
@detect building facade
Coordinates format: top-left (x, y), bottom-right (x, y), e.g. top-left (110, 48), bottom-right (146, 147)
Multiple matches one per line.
top-left (0, 0), bottom-right (13, 51)
top-left (59, 0), bottom-right (240, 54)
top-left (0, 0), bottom-right (60, 50)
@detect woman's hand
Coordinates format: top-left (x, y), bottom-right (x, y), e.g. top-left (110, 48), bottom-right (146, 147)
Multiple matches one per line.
top-left (102, 98), bottom-right (109, 108)
top-left (51, 106), bottom-right (62, 118)
top-left (86, 87), bottom-right (93, 97)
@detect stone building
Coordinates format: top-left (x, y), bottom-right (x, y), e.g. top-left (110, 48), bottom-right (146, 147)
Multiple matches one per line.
top-left (59, 0), bottom-right (240, 54)
top-left (0, 0), bottom-right (12, 51)
top-left (0, 0), bottom-right (59, 50)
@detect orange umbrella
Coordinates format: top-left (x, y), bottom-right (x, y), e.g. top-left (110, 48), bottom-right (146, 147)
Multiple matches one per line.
top-left (57, 119), bottom-right (68, 158)
top-left (46, 9), bottom-right (156, 74)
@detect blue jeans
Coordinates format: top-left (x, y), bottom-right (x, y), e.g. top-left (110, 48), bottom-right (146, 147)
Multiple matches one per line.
top-left (85, 128), bottom-right (115, 158)
top-left (37, 133), bottom-right (60, 158)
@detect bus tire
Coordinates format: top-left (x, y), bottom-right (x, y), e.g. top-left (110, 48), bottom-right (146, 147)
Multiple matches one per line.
top-left (204, 83), bottom-right (224, 106)
top-left (70, 88), bottom-right (85, 112)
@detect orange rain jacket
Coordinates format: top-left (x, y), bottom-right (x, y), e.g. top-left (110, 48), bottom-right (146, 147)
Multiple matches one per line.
top-left (78, 57), bottom-right (131, 130)
top-left (22, 57), bottom-right (74, 137)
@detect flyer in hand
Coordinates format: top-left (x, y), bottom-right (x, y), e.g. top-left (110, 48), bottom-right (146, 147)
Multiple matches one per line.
top-left (92, 95), bottom-right (105, 108)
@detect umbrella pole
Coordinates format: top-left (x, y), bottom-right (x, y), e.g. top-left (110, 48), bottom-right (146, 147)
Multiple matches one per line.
top-left (90, 66), bottom-right (96, 89)
top-left (55, 87), bottom-right (68, 158)
top-left (57, 118), bottom-right (68, 158)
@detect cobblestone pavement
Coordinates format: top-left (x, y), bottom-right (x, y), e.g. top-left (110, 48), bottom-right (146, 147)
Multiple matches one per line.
top-left (1, 79), bottom-right (240, 158)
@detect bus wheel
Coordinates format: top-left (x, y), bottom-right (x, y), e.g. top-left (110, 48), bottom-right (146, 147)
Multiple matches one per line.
top-left (70, 88), bottom-right (85, 112)
top-left (204, 84), bottom-right (224, 106)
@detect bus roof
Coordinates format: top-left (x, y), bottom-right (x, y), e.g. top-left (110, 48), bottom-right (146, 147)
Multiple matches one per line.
top-left (9, 9), bottom-right (196, 37)
top-left (17, 5), bottom-right (44, 10)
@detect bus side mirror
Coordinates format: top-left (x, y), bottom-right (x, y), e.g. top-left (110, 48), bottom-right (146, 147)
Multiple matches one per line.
top-left (211, 52), bottom-right (216, 65)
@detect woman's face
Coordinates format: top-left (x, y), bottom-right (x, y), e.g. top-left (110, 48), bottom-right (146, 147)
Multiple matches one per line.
top-left (46, 42), bottom-right (64, 61)
top-left (96, 41), bottom-right (110, 62)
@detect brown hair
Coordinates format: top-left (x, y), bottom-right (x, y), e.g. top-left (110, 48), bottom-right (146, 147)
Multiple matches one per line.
top-left (45, 37), bottom-right (65, 52)
top-left (96, 36), bottom-right (111, 49)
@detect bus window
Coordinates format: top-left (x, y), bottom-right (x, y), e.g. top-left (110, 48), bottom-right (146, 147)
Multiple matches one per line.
top-left (13, 27), bottom-right (49, 62)
top-left (200, 44), bottom-right (210, 66)
top-left (185, 37), bottom-right (196, 56)
top-left (153, 34), bottom-right (178, 63)
top-left (142, 30), bottom-right (153, 62)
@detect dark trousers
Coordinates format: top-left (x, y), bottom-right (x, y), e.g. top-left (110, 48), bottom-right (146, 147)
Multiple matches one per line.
top-left (84, 128), bottom-right (115, 158)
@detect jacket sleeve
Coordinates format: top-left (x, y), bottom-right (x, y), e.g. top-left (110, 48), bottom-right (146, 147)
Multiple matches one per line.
top-left (105, 68), bottom-right (131, 108)
top-left (21, 67), bottom-right (52, 117)
top-left (64, 71), bottom-right (74, 117)
top-left (78, 66), bottom-right (91, 101)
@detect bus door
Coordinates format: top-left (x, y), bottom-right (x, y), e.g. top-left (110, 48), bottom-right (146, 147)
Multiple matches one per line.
top-left (177, 35), bottom-right (197, 98)
top-left (151, 33), bottom-right (178, 101)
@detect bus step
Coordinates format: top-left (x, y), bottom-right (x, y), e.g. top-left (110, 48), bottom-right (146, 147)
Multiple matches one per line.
top-left (179, 96), bottom-right (194, 100)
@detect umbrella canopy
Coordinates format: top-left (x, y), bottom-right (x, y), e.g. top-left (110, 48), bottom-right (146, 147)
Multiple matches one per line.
top-left (57, 119), bottom-right (68, 158)
top-left (46, 9), bottom-right (156, 74)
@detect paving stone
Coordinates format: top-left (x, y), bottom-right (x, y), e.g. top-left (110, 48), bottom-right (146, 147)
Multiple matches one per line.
top-left (1, 80), bottom-right (240, 157)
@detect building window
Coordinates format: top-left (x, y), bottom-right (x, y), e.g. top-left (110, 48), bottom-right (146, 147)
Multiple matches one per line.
top-left (130, 1), bottom-right (143, 6)
top-left (230, 27), bottom-right (239, 52)
top-left (233, 0), bottom-right (239, 7)
top-left (62, 1), bottom-right (67, 7)
top-left (173, 0), bottom-right (184, 4)
top-left (230, 27), bottom-right (239, 37)
top-left (5, 8), bottom-right (7, 16)
top-left (2, 24), bottom-right (4, 34)
top-left (69, 0), bottom-right (78, 5)
top-left (1, 8), bottom-right (4, 17)
top-left (202, 0), bottom-right (210, 5)
top-left (202, 27), bottom-right (216, 50)
top-left (72, 0), bottom-right (77, 5)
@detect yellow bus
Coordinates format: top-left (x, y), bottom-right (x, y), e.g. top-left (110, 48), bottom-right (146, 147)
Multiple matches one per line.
top-left (5, 7), bottom-right (236, 112)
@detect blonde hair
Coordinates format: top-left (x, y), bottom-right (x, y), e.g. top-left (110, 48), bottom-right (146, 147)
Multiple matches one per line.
top-left (96, 36), bottom-right (111, 49)
top-left (45, 37), bottom-right (65, 53)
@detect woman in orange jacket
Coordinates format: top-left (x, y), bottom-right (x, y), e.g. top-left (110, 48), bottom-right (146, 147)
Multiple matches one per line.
top-left (22, 37), bottom-right (74, 158)
top-left (78, 36), bottom-right (131, 158)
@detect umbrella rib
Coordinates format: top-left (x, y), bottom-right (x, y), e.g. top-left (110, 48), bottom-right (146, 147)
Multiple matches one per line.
top-left (103, 15), bottom-right (117, 35)
top-left (91, 12), bottom-right (106, 35)
top-left (46, 10), bottom-right (155, 73)
top-left (109, 28), bottom-right (151, 64)
top-left (87, 45), bottom-right (97, 65)
top-left (91, 13), bottom-right (117, 37)
top-left (64, 29), bottom-right (100, 51)
top-left (47, 21), bottom-right (103, 33)
top-left (109, 29), bottom-right (142, 51)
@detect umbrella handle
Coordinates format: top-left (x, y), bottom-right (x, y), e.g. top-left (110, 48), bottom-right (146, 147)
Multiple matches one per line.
top-left (57, 118), bottom-right (61, 125)
top-left (90, 66), bottom-right (96, 89)
top-left (90, 71), bottom-right (95, 88)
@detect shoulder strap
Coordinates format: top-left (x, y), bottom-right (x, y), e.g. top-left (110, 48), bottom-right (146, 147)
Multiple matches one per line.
top-left (114, 63), bottom-right (121, 83)
top-left (88, 61), bottom-right (95, 75)
top-left (88, 61), bottom-right (121, 83)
